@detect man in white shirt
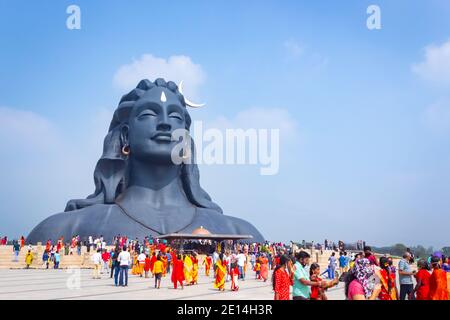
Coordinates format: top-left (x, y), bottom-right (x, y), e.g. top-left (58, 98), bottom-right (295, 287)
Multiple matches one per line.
top-left (137, 252), bottom-right (146, 277)
top-left (117, 247), bottom-right (131, 286)
top-left (236, 251), bottom-right (247, 280)
top-left (91, 249), bottom-right (102, 279)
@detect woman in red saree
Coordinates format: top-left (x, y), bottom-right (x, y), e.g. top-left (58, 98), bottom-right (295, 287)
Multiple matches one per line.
top-left (149, 252), bottom-right (157, 277)
top-left (214, 254), bottom-right (227, 291)
top-left (273, 255), bottom-right (294, 300)
top-left (144, 254), bottom-right (151, 278)
top-left (259, 254), bottom-right (269, 282)
top-left (376, 257), bottom-right (398, 300)
top-left (171, 254), bottom-right (185, 289)
top-left (428, 256), bottom-right (448, 300)
top-left (45, 239), bottom-right (51, 252)
top-left (414, 259), bottom-right (431, 300)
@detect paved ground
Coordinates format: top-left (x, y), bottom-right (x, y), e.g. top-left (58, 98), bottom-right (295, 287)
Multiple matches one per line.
top-left (0, 268), bottom-right (345, 300)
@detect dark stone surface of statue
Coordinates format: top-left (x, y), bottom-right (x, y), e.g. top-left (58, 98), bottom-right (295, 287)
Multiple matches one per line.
top-left (27, 79), bottom-right (264, 243)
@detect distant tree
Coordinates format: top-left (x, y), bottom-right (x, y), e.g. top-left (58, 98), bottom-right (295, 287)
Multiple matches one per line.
top-left (391, 243), bottom-right (407, 257)
top-left (410, 245), bottom-right (432, 259)
top-left (371, 243), bottom-right (437, 259)
top-left (442, 247), bottom-right (450, 257)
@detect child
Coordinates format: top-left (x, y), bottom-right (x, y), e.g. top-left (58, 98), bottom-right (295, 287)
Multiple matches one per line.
top-left (42, 250), bottom-right (50, 269)
top-left (254, 258), bottom-right (261, 280)
top-left (152, 255), bottom-right (164, 289)
top-left (230, 262), bottom-right (240, 291)
top-left (25, 250), bottom-right (33, 269)
top-left (310, 263), bottom-right (339, 300)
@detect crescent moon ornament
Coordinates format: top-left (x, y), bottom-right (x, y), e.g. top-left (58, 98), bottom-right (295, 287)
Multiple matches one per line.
top-left (178, 81), bottom-right (206, 108)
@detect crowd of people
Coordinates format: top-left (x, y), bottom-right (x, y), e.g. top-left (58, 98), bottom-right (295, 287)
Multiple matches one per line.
top-left (272, 246), bottom-right (449, 300)
top-left (2, 234), bottom-right (449, 300)
top-left (89, 236), bottom-right (290, 293)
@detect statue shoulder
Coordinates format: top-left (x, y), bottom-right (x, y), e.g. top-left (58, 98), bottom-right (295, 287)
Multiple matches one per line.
top-left (27, 204), bottom-right (120, 244)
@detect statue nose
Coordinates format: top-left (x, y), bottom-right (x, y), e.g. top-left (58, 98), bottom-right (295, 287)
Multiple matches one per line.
top-left (156, 121), bottom-right (171, 132)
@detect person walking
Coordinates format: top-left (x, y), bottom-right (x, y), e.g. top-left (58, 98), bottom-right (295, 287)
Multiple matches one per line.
top-left (112, 247), bottom-right (121, 285)
top-left (171, 254), bottom-right (185, 289)
top-left (328, 252), bottom-right (337, 280)
top-left (259, 254), bottom-right (269, 282)
top-left (118, 246), bottom-right (131, 286)
top-left (12, 240), bottom-right (20, 262)
top-left (53, 250), bottom-right (60, 269)
top-left (25, 250), bottom-right (33, 269)
top-left (152, 255), bottom-right (164, 289)
top-left (101, 249), bottom-right (110, 275)
top-left (91, 249), bottom-right (102, 279)
top-left (42, 250), bottom-right (50, 269)
top-left (214, 253), bottom-right (227, 291)
top-left (236, 251), bottom-right (246, 280)
top-left (137, 251), bottom-right (146, 277)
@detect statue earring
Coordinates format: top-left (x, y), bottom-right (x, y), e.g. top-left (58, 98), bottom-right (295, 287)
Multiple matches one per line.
top-left (182, 137), bottom-right (191, 160)
top-left (122, 145), bottom-right (130, 156)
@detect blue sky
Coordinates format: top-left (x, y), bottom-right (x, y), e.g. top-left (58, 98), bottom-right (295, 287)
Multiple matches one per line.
top-left (1, 0), bottom-right (450, 248)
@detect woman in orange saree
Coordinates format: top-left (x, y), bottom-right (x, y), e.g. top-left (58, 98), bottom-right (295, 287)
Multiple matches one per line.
top-left (259, 254), bottom-right (269, 282)
top-left (184, 255), bottom-right (194, 285)
top-left (191, 253), bottom-right (199, 285)
top-left (429, 256), bottom-right (448, 300)
top-left (161, 254), bottom-right (168, 277)
top-left (214, 254), bottom-right (226, 291)
top-left (376, 257), bottom-right (398, 300)
top-left (131, 253), bottom-right (140, 275)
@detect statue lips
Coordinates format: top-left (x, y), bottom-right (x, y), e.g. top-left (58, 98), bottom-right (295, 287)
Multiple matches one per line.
top-left (151, 131), bottom-right (173, 143)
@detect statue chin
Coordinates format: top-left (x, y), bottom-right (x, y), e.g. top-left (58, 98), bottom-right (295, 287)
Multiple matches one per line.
top-left (26, 204), bottom-right (265, 244)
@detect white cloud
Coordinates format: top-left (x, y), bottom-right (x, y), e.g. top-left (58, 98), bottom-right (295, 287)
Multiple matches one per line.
top-left (423, 99), bottom-right (450, 132)
top-left (0, 106), bottom-right (111, 237)
top-left (412, 39), bottom-right (450, 86)
top-left (202, 107), bottom-right (299, 141)
top-left (284, 40), bottom-right (304, 58)
top-left (0, 107), bottom-right (59, 150)
top-left (113, 54), bottom-right (206, 99)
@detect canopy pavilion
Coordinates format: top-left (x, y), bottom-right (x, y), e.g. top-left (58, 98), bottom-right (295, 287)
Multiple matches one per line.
top-left (158, 226), bottom-right (253, 254)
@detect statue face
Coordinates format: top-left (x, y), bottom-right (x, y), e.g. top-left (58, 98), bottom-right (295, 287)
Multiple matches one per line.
top-left (127, 87), bottom-right (188, 164)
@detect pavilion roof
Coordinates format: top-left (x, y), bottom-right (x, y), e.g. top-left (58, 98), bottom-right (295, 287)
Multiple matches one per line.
top-left (157, 233), bottom-right (253, 241)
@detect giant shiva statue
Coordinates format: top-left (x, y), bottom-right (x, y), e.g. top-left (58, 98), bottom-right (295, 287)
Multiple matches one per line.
top-left (27, 78), bottom-right (264, 243)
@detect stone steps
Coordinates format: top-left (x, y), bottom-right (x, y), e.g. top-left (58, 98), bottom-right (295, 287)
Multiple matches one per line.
top-left (0, 245), bottom-right (95, 269)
